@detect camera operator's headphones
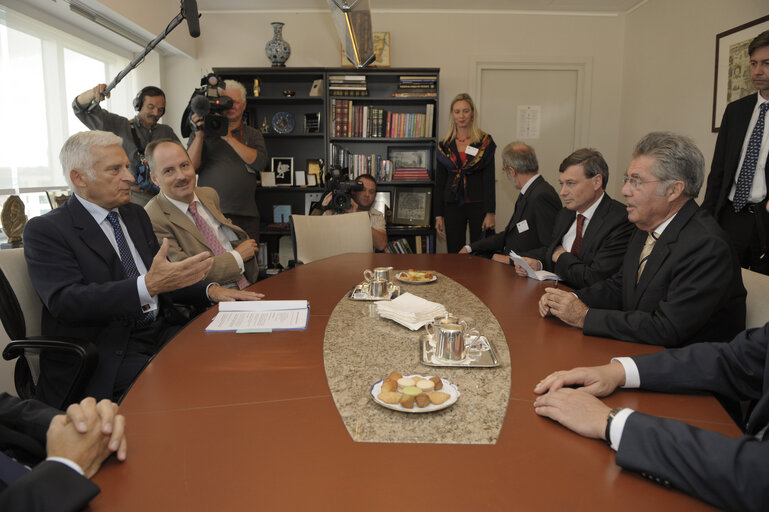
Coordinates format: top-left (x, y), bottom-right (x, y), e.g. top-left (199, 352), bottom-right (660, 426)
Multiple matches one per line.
top-left (133, 86), bottom-right (166, 111)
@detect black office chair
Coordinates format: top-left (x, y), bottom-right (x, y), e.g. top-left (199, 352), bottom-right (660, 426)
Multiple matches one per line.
top-left (0, 248), bottom-right (97, 409)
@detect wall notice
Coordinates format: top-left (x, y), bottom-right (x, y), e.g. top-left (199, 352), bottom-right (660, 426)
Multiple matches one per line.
top-left (517, 105), bottom-right (541, 139)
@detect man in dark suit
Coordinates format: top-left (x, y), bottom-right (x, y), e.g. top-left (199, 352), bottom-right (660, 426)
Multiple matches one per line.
top-left (0, 394), bottom-right (127, 511)
top-left (539, 132), bottom-right (745, 347)
top-left (23, 131), bottom-right (264, 407)
top-left (703, 30), bottom-right (769, 275)
top-left (459, 142), bottom-right (560, 264)
top-left (144, 140), bottom-right (260, 287)
top-left (515, 148), bottom-right (633, 288)
top-left (532, 318), bottom-right (769, 511)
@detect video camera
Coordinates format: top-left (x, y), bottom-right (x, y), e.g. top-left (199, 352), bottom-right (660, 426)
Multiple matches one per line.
top-left (181, 73), bottom-right (233, 138)
top-left (324, 167), bottom-right (364, 214)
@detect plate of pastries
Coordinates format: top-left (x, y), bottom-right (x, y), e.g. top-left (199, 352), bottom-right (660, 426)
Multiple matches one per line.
top-left (395, 270), bottom-right (437, 284)
top-left (370, 372), bottom-right (459, 413)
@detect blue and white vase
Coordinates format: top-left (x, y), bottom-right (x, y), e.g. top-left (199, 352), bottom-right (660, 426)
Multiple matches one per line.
top-left (265, 22), bottom-right (291, 67)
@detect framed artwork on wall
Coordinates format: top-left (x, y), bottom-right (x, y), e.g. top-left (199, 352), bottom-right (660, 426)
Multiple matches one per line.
top-left (271, 157), bottom-right (294, 186)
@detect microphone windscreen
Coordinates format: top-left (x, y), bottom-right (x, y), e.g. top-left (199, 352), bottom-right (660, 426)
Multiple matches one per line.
top-left (182, 0), bottom-right (200, 38)
top-left (190, 95), bottom-right (210, 115)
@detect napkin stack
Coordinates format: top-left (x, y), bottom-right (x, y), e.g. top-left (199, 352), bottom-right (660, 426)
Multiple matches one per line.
top-left (375, 292), bottom-right (447, 330)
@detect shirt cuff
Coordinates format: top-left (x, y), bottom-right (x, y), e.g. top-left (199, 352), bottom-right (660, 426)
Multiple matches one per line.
top-left (612, 357), bottom-right (640, 388)
top-left (46, 457), bottom-right (84, 476)
top-left (229, 249), bottom-right (245, 273)
top-left (464, 245), bottom-right (472, 253)
top-left (205, 282), bottom-right (219, 302)
top-left (137, 276), bottom-right (158, 314)
top-left (609, 408), bottom-right (634, 452)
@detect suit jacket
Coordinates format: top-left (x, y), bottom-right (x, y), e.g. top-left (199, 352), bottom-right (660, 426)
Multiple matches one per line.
top-left (145, 187), bottom-right (259, 286)
top-left (524, 193), bottom-right (633, 288)
top-left (23, 196), bottom-right (210, 406)
top-left (0, 393), bottom-right (99, 511)
top-left (469, 175), bottom-right (560, 257)
top-left (615, 323), bottom-right (769, 511)
top-left (703, 93), bottom-right (769, 219)
top-left (576, 199), bottom-right (746, 346)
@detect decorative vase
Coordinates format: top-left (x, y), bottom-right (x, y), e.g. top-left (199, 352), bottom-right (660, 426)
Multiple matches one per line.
top-left (265, 22), bottom-right (291, 67)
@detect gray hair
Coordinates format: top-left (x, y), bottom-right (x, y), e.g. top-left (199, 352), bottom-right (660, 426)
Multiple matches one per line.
top-left (60, 131), bottom-right (123, 189)
top-left (220, 79), bottom-right (247, 102)
top-left (559, 148), bottom-right (609, 190)
top-left (632, 131), bottom-right (704, 198)
top-left (502, 141), bottom-right (538, 175)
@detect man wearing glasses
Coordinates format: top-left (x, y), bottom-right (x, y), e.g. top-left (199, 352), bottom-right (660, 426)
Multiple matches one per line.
top-left (538, 132), bottom-right (746, 347)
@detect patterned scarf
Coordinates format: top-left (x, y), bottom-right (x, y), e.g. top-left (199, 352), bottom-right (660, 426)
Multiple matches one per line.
top-left (437, 133), bottom-right (496, 205)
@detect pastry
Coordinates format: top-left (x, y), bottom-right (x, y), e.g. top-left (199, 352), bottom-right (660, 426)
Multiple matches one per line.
top-left (429, 392), bottom-right (450, 405)
top-left (381, 378), bottom-right (397, 393)
top-left (378, 391), bottom-right (401, 404)
top-left (399, 394), bottom-right (415, 409)
top-left (388, 371), bottom-right (403, 381)
top-left (415, 392), bottom-right (430, 408)
top-left (430, 376), bottom-right (443, 390)
top-left (416, 380), bottom-right (435, 393)
top-left (397, 377), bottom-right (415, 392)
top-left (402, 386), bottom-right (421, 397)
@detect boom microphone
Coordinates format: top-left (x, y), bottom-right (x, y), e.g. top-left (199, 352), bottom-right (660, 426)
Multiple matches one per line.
top-left (190, 94), bottom-right (210, 115)
top-left (182, 0), bottom-right (200, 38)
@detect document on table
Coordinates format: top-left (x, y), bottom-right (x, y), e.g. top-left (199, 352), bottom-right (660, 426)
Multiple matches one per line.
top-left (205, 300), bottom-right (310, 332)
top-left (508, 251), bottom-right (561, 282)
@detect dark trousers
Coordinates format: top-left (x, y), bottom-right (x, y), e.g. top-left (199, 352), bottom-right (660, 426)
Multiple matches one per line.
top-left (228, 214), bottom-right (260, 242)
top-left (443, 201), bottom-right (486, 253)
top-left (719, 201), bottom-right (769, 275)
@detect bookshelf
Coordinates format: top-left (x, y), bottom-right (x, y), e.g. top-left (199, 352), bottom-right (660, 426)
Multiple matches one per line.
top-left (213, 67), bottom-right (440, 264)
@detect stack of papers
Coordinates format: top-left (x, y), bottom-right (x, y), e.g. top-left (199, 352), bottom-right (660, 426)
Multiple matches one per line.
top-left (205, 300), bottom-right (309, 332)
top-left (509, 251), bottom-right (561, 282)
top-left (375, 293), bottom-right (447, 330)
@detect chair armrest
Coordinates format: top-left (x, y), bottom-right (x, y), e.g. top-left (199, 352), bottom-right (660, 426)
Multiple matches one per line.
top-left (3, 336), bottom-right (97, 362)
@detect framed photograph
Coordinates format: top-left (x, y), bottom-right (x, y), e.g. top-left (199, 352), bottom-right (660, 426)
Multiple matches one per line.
top-left (341, 31), bottom-right (390, 68)
top-left (306, 158), bottom-right (322, 186)
top-left (392, 187), bottom-right (432, 226)
top-left (307, 174), bottom-right (318, 187)
top-left (272, 204), bottom-right (291, 224)
top-left (387, 145), bottom-right (432, 170)
top-left (712, 15), bottom-right (769, 132)
top-left (271, 157), bottom-right (294, 186)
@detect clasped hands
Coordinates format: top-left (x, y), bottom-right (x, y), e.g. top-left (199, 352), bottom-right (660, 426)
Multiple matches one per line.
top-left (538, 287), bottom-right (588, 328)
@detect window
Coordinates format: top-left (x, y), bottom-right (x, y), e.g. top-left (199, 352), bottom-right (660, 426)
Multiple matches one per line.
top-left (0, 5), bottom-right (132, 229)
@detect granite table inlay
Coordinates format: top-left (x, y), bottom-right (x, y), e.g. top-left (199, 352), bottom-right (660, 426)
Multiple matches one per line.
top-left (324, 271), bottom-right (511, 444)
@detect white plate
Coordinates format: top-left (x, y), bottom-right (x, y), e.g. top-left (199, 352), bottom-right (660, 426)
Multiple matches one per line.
top-left (370, 375), bottom-right (459, 413)
top-left (395, 272), bottom-right (438, 285)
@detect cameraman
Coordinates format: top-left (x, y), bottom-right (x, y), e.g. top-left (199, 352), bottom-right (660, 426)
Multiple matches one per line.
top-left (73, 83), bottom-right (180, 206)
top-left (313, 174), bottom-right (388, 251)
top-left (188, 80), bottom-right (267, 241)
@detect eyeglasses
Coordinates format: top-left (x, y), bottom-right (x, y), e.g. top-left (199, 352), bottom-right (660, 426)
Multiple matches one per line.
top-left (622, 175), bottom-right (663, 189)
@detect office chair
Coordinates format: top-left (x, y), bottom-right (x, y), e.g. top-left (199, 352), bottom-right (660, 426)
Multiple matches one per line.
top-left (0, 248), bottom-right (97, 409)
top-left (290, 212), bottom-right (373, 264)
top-left (741, 268), bottom-right (769, 329)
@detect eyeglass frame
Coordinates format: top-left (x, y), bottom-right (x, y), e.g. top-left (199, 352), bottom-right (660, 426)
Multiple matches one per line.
top-left (622, 174), bottom-right (667, 190)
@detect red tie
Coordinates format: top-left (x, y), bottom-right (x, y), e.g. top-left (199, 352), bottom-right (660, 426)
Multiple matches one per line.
top-left (188, 201), bottom-right (250, 290)
top-left (570, 214), bottom-right (585, 255)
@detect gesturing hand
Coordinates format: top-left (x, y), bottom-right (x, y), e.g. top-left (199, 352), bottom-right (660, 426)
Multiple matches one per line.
top-left (145, 238), bottom-right (213, 296)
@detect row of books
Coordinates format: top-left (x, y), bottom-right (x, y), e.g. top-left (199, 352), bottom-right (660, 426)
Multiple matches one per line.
top-left (328, 74), bottom-right (368, 97)
top-left (392, 75), bottom-right (438, 98)
top-left (330, 99), bottom-right (435, 138)
top-left (384, 235), bottom-right (435, 254)
top-left (329, 144), bottom-right (395, 181)
top-left (392, 168), bottom-right (431, 181)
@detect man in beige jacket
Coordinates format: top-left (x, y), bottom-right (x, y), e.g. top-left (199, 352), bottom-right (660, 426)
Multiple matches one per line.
top-left (144, 139), bottom-right (259, 287)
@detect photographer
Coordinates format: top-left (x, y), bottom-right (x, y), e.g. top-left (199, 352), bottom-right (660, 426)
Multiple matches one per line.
top-left (312, 174), bottom-right (387, 251)
top-left (73, 83), bottom-right (180, 206)
top-left (187, 80), bottom-right (268, 241)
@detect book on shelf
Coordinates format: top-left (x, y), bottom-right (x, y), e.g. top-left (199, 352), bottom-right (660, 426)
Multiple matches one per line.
top-left (385, 238), bottom-right (414, 254)
top-left (329, 101), bottom-right (434, 139)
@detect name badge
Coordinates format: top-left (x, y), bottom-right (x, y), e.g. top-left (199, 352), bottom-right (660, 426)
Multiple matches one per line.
top-left (465, 146), bottom-right (479, 156)
top-left (516, 220), bottom-right (529, 233)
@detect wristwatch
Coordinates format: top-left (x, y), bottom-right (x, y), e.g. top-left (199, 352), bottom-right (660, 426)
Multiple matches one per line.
top-left (605, 407), bottom-right (624, 446)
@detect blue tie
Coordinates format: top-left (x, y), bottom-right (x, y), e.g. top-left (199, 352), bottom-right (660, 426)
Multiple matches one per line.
top-left (0, 451), bottom-right (29, 486)
top-left (105, 212), bottom-right (154, 327)
top-left (733, 102), bottom-right (769, 212)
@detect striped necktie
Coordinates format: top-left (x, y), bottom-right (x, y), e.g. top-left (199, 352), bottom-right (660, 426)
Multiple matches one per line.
top-left (188, 202), bottom-right (250, 290)
top-left (733, 102), bottom-right (769, 212)
top-left (637, 231), bottom-right (659, 283)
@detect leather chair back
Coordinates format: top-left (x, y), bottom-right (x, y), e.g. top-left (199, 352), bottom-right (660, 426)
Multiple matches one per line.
top-left (290, 212), bottom-right (373, 264)
top-left (741, 268), bottom-right (769, 329)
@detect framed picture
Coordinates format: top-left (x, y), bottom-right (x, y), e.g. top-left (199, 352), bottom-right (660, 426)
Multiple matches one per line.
top-left (387, 145), bottom-right (432, 170)
top-left (712, 15), bottom-right (769, 132)
top-left (306, 158), bottom-right (322, 186)
top-left (341, 31), bottom-right (390, 68)
top-left (392, 187), bottom-right (432, 226)
top-left (271, 157), bottom-right (294, 186)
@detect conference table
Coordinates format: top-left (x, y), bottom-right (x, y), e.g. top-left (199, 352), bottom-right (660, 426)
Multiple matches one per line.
top-left (90, 254), bottom-right (739, 511)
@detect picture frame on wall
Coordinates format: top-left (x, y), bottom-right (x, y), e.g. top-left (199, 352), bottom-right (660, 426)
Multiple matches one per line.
top-left (271, 157), bottom-right (294, 186)
top-left (341, 32), bottom-right (390, 68)
top-left (306, 158), bottom-right (322, 186)
top-left (387, 145), bottom-right (432, 170)
top-left (392, 187), bottom-right (432, 226)
top-left (712, 14), bottom-right (769, 132)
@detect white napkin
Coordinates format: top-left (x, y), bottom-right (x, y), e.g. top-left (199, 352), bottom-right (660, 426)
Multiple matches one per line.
top-left (375, 292), bottom-right (447, 330)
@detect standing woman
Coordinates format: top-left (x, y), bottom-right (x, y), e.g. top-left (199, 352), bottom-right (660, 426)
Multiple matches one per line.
top-left (434, 93), bottom-right (497, 253)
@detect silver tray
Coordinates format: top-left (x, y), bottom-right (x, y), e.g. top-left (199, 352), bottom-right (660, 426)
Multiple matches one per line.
top-left (419, 333), bottom-right (500, 367)
top-left (347, 283), bottom-right (401, 301)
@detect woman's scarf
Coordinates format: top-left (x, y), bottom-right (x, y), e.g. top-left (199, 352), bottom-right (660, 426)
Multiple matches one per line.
top-left (437, 133), bottom-right (495, 205)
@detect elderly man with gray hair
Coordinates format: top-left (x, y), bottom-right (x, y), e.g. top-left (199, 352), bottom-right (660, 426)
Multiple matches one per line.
top-left (459, 141), bottom-right (560, 264)
top-left (188, 79), bottom-right (268, 241)
top-left (539, 132), bottom-right (746, 347)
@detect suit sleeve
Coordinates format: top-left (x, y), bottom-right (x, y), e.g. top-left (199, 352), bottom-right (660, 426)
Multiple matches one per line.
top-left (0, 394), bottom-right (58, 443)
top-left (701, 106), bottom-right (731, 215)
top-left (616, 412), bottom-right (768, 512)
top-left (0, 460), bottom-right (100, 512)
top-left (530, 188), bottom-right (561, 248)
top-left (482, 143), bottom-right (496, 215)
top-left (469, 232), bottom-right (505, 254)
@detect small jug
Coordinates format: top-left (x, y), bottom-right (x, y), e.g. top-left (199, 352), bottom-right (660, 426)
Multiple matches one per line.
top-left (435, 323), bottom-right (482, 362)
